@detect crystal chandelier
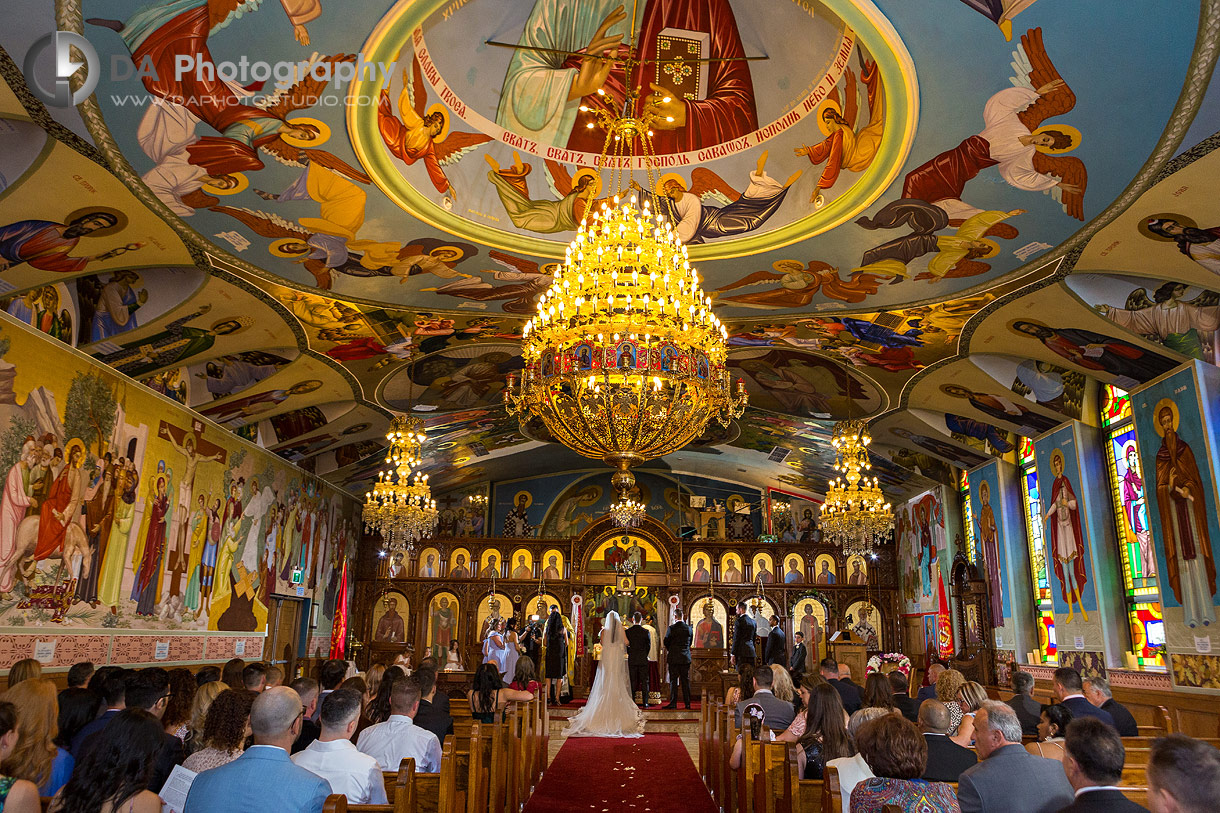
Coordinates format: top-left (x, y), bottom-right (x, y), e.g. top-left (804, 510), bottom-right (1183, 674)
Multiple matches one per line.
top-left (819, 418), bottom-right (893, 557)
top-left (363, 414), bottom-right (438, 555)
top-left (504, 96), bottom-right (746, 499)
top-left (608, 492), bottom-right (646, 528)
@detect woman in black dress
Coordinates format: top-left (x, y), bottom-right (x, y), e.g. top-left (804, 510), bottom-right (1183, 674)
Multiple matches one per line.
top-left (543, 608), bottom-right (568, 704)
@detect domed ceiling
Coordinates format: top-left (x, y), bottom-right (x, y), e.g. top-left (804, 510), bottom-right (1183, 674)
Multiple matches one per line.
top-left (0, 0), bottom-right (1217, 500)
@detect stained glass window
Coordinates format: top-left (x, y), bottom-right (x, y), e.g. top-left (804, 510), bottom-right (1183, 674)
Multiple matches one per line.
top-left (1101, 385), bottom-right (1165, 670)
top-left (959, 469), bottom-right (977, 562)
top-left (1019, 460), bottom-right (1056, 664)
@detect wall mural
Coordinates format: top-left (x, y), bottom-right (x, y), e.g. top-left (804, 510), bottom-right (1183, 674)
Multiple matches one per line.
top-left (970, 460), bottom-right (1010, 629)
top-left (0, 314), bottom-right (359, 637)
top-left (897, 488), bottom-right (953, 657)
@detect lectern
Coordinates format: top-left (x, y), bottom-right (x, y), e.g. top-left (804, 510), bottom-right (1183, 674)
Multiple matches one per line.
top-left (830, 641), bottom-right (867, 678)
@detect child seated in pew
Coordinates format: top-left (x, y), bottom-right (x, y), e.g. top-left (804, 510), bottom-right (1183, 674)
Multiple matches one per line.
top-left (294, 689), bottom-right (388, 805)
top-left (510, 659), bottom-right (540, 695)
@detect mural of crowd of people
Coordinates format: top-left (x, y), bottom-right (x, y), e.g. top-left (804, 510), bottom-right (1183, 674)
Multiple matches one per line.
top-left (0, 315), bottom-right (358, 634)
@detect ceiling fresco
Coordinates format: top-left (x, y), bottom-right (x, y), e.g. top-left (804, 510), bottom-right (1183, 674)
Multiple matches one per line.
top-left (0, 2), bottom-right (1218, 505)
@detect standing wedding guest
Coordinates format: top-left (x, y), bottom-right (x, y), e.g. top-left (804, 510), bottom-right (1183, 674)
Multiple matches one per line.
top-left (194, 666), bottom-right (221, 687)
top-left (663, 609), bottom-right (693, 710)
top-left (890, 671), bottom-right (918, 722)
top-left (957, 701), bottom-right (1073, 813)
top-left (86, 666), bottom-right (120, 696)
top-left (0, 702), bottom-right (38, 812)
top-left (850, 714), bottom-right (959, 813)
top-left (293, 689), bottom-right (387, 805)
top-left (242, 663), bottom-right (268, 693)
top-left (765, 616), bottom-right (787, 666)
top-left (88, 669), bottom-right (184, 792)
top-left (1052, 668), bottom-right (1115, 727)
top-left (789, 631), bottom-right (808, 685)
top-left (6, 660), bottom-right (40, 690)
top-left (1083, 677), bottom-right (1138, 737)
top-left (65, 663), bottom-right (94, 691)
top-left (289, 677), bottom-right (320, 754)
top-left (163, 669), bottom-right (196, 742)
top-left (356, 679), bottom-right (442, 773)
top-left (183, 688), bottom-right (329, 813)
top-left (1147, 734), bottom-right (1220, 813)
top-left (54, 690), bottom-right (101, 770)
top-left (49, 710), bottom-right (164, 813)
top-left (412, 668), bottom-right (455, 747)
top-left (221, 659), bottom-right (245, 689)
top-left (1029, 703), bottom-right (1072, 762)
top-left (1006, 670), bottom-right (1043, 738)
top-left (184, 681), bottom-right (226, 756)
top-left (181, 689), bottom-right (256, 773)
top-left (543, 607), bottom-right (568, 705)
top-left (2, 679), bottom-right (72, 796)
top-left (919, 700), bottom-right (976, 782)
top-left (504, 618), bottom-right (522, 683)
top-left (1059, 717), bottom-right (1148, 812)
top-left (70, 670), bottom-right (128, 757)
top-left (731, 602), bottom-right (757, 669)
top-left (264, 666), bottom-right (284, 689)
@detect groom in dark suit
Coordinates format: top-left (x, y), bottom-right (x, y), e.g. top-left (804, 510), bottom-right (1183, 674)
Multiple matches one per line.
top-left (663, 608), bottom-right (693, 709)
top-left (626, 613), bottom-right (653, 708)
top-left (732, 601), bottom-right (756, 669)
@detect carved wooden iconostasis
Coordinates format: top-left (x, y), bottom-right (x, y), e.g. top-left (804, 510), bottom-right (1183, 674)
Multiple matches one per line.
top-left (351, 508), bottom-right (899, 695)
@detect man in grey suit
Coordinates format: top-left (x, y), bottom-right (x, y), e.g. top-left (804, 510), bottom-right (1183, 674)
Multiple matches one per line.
top-left (957, 701), bottom-right (1074, 813)
top-left (1006, 670), bottom-right (1043, 738)
top-left (663, 609), bottom-right (693, 709)
top-left (733, 664), bottom-right (794, 731)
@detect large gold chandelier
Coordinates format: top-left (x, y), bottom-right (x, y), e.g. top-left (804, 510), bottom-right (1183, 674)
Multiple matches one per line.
top-left (504, 97), bottom-right (746, 501)
top-left (363, 414), bottom-right (438, 555)
top-left (819, 418), bottom-right (893, 557)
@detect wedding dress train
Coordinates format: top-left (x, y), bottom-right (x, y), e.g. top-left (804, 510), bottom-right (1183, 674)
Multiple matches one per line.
top-left (562, 611), bottom-right (645, 738)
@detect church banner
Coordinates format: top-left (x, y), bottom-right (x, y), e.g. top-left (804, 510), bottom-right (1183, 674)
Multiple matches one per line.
top-left (1131, 361), bottom-right (1220, 691)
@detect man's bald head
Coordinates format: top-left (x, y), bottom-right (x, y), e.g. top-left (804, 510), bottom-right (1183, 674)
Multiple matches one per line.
top-left (927, 663), bottom-right (945, 683)
top-left (250, 686), bottom-right (303, 743)
top-left (838, 664), bottom-right (852, 680)
top-left (919, 699), bottom-right (951, 734)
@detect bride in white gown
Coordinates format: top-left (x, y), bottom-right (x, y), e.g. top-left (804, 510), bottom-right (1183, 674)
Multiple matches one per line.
top-left (562, 611), bottom-right (645, 738)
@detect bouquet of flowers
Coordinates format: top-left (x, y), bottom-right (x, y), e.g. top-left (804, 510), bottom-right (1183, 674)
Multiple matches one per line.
top-left (866, 652), bottom-right (912, 676)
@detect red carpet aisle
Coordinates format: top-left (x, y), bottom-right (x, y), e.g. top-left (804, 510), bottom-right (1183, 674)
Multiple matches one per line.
top-left (523, 733), bottom-right (717, 813)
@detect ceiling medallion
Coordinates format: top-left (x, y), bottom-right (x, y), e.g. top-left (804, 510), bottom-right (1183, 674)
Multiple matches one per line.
top-left (364, 414), bottom-right (438, 556)
top-left (819, 418), bottom-right (893, 557)
top-left (504, 96), bottom-right (746, 494)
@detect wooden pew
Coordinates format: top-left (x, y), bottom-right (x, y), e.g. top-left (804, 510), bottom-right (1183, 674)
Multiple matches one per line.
top-left (699, 690), bottom-right (710, 782)
top-left (784, 744), bottom-right (822, 813)
top-left (1123, 736), bottom-right (1220, 748)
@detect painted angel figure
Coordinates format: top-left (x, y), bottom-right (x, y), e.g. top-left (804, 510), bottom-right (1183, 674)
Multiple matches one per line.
top-left (429, 252), bottom-right (557, 315)
top-left (378, 53), bottom-right (492, 197)
top-left (635, 151), bottom-right (800, 244)
top-left (901, 28), bottom-right (1087, 222)
top-left (484, 154), bottom-right (607, 235)
top-left (854, 198), bottom-right (1024, 283)
top-left (714, 259), bottom-right (882, 308)
top-left (957, 0), bottom-right (1042, 41)
top-left (1097, 281), bottom-right (1220, 364)
top-left (794, 59), bottom-right (885, 209)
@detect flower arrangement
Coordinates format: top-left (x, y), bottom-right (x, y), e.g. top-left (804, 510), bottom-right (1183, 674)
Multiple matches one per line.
top-left (866, 652), bottom-right (912, 676)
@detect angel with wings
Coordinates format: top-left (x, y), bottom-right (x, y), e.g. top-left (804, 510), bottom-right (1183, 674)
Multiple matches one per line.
top-left (854, 198), bottom-right (1025, 283)
top-left (794, 59), bottom-right (884, 208)
top-left (484, 152), bottom-right (606, 234)
top-left (91, 12), bottom-right (354, 179)
top-left (379, 53), bottom-right (492, 197)
top-left (1097, 281), bottom-right (1220, 364)
top-left (902, 27), bottom-right (1086, 222)
top-left (714, 259), bottom-right (881, 308)
top-left (636, 151), bottom-right (800, 244)
top-left (429, 252), bottom-right (557, 315)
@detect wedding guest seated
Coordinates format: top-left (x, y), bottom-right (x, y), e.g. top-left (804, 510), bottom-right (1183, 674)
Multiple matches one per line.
top-left (468, 663), bottom-right (533, 726)
top-left (82, 669), bottom-right (183, 793)
top-left (770, 664), bottom-right (797, 712)
top-left (890, 671), bottom-right (918, 722)
top-left (952, 681), bottom-right (988, 747)
top-left (66, 662), bottom-right (94, 691)
top-left (50, 709), bottom-right (165, 813)
top-left (1053, 667), bottom-right (1114, 727)
top-left (820, 658), bottom-right (861, 714)
top-left (862, 673), bottom-right (895, 712)
top-left (1083, 676), bottom-right (1138, 737)
top-left (289, 677), bottom-right (320, 754)
top-left (292, 689), bottom-right (387, 805)
top-left (6, 659), bottom-right (40, 689)
top-left (0, 701), bottom-right (39, 813)
top-left (1059, 717), bottom-right (1148, 812)
top-left (181, 689), bottom-right (256, 773)
top-left (315, 659), bottom-right (349, 722)
top-left (733, 662), bottom-right (794, 731)
top-left (70, 669), bottom-right (128, 758)
top-left (85, 666), bottom-right (120, 696)
top-left (934, 669), bottom-right (966, 738)
top-left (918, 700), bottom-right (976, 782)
top-left (916, 664), bottom-right (944, 705)
top-left (365, 665), bottom-right (386, 702)
top-left (1, 679), bottom-right (73, 797)
top-left (163, 668), bottom-right (197, 742)
top-left (838, 664), bottom-right (860, 693)
top-left (184, 681), bottom-right (226, 756)
top-left (242, 663), bottom-right (268, 693)
top-left (850, 714), bottom-right (959, 813)
top-left (765, 680), bottom-right (853, 778)
top-left (366, 666), bottom-right (406, 726)
top-left (1006, 670), bottom-right (1042, 738)
top-left (826, 708), bottom-right (891, 813)
top-left (417, 659), bottom-right (450, 715)
top-left (725, 664), bottom-right (755, 708)
top-left (1147, 734), bottom-right (1220, 813)
top-left (356, 678), bottom-right (442, 773)
top-left (411, 668), bottom-right (455, 747)
top-left (183, 687), bottom-right (329, 813)
top-left (1028, 703), bottom-right (1072, 762)
top-left (54, 689), bottom-right (101, 771)
top-left (340, 676), bottom-right (372, 738)
top-left (957, 701), bottom-right (1073, 813)
top-left (510, 658), bottom-right (541, 695)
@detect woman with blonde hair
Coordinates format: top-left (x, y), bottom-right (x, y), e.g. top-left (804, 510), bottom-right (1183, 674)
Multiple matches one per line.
top-left (769, 664), bottom-right (796, 705)
top-left (0, 701), bottom-right (40, 813)
top-left (6, 660), bottom-right (40, 690)
top-left (934, 669), bottom-right (967, 736)
top-left (185, 680), bottom-right (226, 756)
top-left (365, 663), bottom-right (387, 701)
top-left (0, 679), bottom-right (70, 796)
top-left (953, 681), bottom-right (988, 747)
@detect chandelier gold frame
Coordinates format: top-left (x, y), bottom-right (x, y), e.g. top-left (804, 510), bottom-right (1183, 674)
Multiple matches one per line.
top-left (819, 417), bottom-right (893, 557)
top-left (363, 413), bottom-right (438, 555)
